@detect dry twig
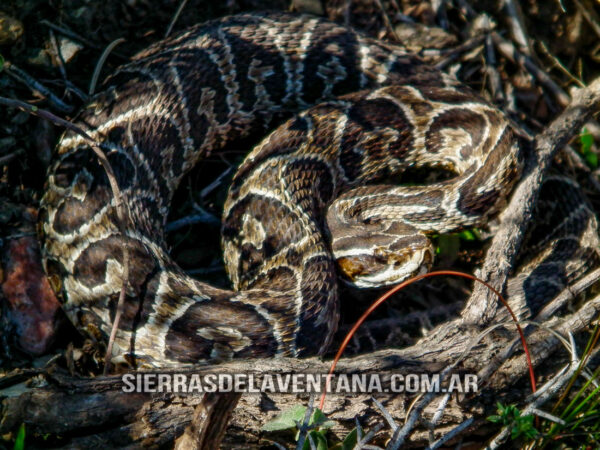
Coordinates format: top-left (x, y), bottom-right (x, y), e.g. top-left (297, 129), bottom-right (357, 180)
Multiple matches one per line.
top-left (3, 62), bottom-right (73, 113)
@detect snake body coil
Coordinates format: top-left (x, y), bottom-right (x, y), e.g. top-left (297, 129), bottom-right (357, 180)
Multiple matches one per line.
top-left (39, 12), bottom-right (597, 367)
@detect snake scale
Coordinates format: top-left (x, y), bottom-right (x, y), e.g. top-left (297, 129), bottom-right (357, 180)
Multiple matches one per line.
top-left (39, 12), bottom-right (600, 368)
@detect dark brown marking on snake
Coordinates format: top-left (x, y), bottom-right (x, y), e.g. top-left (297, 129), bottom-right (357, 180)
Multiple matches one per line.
top-left (345, 95), bottom-right (414, 169)
top-left (220, 31), bottom-right (284, 112)
top-left (52, 150), bottom-right (93, 189)
top-left (296, 255), bottom-right (338, 355)
top-left (122, 266), bottom-right (162, 350)
top-left (73, 236), bottom-right (155, 289)
top-left (42, 257), bottom-right (68, 303)
top-left (223, 193), bottom-right (308, 286)
top-left (165, 299), bottom-right (277, 362)
top-left (248, 266), bottom-right (298, 293)
top-left (229, 116), bottom-right (310, 193)
top-left (425, 108), bottom-right (486, 156)
top-left (337, 118), bottom-right (365, 181)
top-left (302, 26), bottom-right (363, 102)
top-left (348, 97), bottom-right (412, 133)
top-left (457, 127), bottom-right (515, 217)
top-left (168, 47), bottom-right (232, 136)
top-left (282, 158), bottom-right (336, 216)
top-left (52, 190), bottom-right (111, 235)
top-left (383, 85), bottom-right (434, 116)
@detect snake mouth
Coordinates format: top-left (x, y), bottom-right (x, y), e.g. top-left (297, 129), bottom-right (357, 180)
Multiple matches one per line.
top-left (336, 243), bottom-right (434, 289)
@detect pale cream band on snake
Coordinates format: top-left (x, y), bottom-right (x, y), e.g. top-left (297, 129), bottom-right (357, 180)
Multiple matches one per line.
top-left (39, 12), bottom-right (599, 367)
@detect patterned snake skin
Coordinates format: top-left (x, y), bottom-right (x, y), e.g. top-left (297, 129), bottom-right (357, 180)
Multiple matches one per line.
top-left (39, 12), bottom-right (599, 367)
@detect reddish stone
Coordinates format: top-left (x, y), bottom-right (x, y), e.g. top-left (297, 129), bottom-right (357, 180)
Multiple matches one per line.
top-left (2, 235), bottom-right (62, 355)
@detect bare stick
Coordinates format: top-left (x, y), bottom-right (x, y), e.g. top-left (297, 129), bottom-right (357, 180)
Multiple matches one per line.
top-left (484, 33), bottom-right (506, 104)
top-left (491, 32), bottom-right (571, 108)
top-left (573, 0), bottom-right (600, 40)
top-left (427, 418), bottom-right (474, 450)
top-left (371, 0), bottom-right (400, 41)
top-left (501, 0), bottom-right (533, 56)
top-left (0, 149), bottom-right (25, 166)
top-left (3, 62), bottom-right (73, 113)
top-left (462, 76), bottom-right (600, 325)
top-left (538, 41), bottom-right (585, 88)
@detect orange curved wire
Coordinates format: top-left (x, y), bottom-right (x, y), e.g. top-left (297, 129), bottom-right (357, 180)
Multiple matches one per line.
top-left (319, 270), bottom-right (536, 410)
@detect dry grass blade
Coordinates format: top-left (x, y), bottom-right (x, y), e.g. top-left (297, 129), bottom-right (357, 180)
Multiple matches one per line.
top-left (89, 38), bottom-right (126, 96)
top-left (165, 0), bottom-right (190, 38)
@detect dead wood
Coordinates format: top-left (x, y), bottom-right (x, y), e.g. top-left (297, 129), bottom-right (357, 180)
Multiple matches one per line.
top-left (2, 292), bottom-right (600, 447)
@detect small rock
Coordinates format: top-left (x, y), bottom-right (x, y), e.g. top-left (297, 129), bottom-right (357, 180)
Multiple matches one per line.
top-left (56, 37), bottom-right (83, 63)
top-left (0, 12), bottom-right (24, 46)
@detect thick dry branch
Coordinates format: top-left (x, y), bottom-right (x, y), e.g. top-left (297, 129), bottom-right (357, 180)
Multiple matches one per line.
top-left (462, 76), bottom-right (600, 325)
top-left (0, 351), bottom-right (501, 448)
top-left (174, 392), bottom-right (241, 449)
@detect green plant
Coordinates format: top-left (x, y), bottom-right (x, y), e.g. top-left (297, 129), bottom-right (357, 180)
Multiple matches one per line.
top-left (487, 402), bottom-right (539, 440)
top-left (435, 228), bottom-right (481, 257)
top-left (13, 423), bottom-right (25, 450)
top-left (580, 127), bottom-right (598, 169)
top-left (263, 405), bottom-right (362, 449)
top-left (536, 319), bottom-right (600, 448)
top-left (263, 405), bottom-right (334, 449)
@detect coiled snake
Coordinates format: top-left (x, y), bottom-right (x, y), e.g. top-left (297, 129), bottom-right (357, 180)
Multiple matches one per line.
top-left (39, 12), bottom-right (599, 367)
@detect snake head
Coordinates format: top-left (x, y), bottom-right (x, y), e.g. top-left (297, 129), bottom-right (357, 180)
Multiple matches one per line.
top-left (333, 223), bottom-right (434, 289)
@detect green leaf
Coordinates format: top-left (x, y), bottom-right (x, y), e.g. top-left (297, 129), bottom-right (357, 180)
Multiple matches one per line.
top-left (303, 430), bottom-right (328, 450)
top-left (262, 405), bottom-right (307, 431)
top-left (13, 423), bottom-right (25, 450)
top-left (341, 428), bottom-right (358, 450)
top-left (487, 415), bottom-right (502, 423)
top-left (0, 54), bottom-right (4, 72)
top-left (311, 408), bottom-right (335, 429)
top-left (580, 128), bottom-right (598, 169)
top-left (585, 152), bottom-right (598, 170)
top-left (459, 228), bottom-right (481, 241)
top-left (581, 128), bottom-right (593, 154)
